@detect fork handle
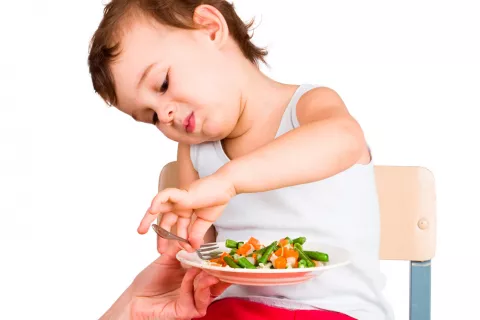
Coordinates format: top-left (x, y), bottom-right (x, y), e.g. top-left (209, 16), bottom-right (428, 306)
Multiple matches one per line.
top-left (170, 235), bottom-right (190, 244)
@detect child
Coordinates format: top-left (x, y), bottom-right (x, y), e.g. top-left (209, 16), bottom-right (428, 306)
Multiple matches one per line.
top-left (88, 0), bottom-right (393, 319)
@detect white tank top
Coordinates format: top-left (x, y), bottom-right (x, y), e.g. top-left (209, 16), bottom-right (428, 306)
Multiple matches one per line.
top-left (190, 84), bottom-right (394, 319)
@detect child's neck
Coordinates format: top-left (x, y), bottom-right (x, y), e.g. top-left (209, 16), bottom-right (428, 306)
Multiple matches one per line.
top-left (226, 61), bottom-right (299, 140)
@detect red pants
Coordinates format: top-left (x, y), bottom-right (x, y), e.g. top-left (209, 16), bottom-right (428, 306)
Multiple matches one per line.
top-left (196, 298), bottom-right (356, 320)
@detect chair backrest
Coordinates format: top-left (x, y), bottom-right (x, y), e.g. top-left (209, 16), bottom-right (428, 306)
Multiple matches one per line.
top-left (375, 166), bottom-right (436, 262)
top-left (158, 162), bottom-right (437, 262)
top-left (158, 161), bottom-right (179, 190)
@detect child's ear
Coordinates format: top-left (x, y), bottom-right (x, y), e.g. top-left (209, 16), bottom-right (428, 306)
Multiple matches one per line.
top-left (192, 4), bottom-right (229, 47)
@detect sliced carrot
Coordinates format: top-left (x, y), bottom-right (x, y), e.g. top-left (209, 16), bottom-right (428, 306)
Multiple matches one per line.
top-left (279, 238), bottom-right (289, 247)
top-left (247, 237), bottom-right (260, 246)
top-left (253, 244), bottom-right (261, 250)
top-left (210, 257), bottom-right (225, 266)
top-left (252, 253), bottom-right (258, 260)
top-left (236, 243), bottom-right (252, 256)
top-left (274, 248), bottom-right (283, 257)
top-left (274, 256), bottom-right (287, 269)
top-left (284, 249), bottom-right (299, 259)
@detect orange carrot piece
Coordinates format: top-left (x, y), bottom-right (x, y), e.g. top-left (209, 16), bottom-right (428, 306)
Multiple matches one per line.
top-left (274, 256), bottom-right (287, 269)
top-left (279, 239), bottom-right (289, 247)
top-left (236, 243), bottom-right (251, 255)
top-left (274, 248), bottom-right (283, 257)
top-left (284, 249), bottom-right (299, 259)
top-left (210, 257), bottom-right (224, 266)
top-left (247, 237), bottom-right (260, 246)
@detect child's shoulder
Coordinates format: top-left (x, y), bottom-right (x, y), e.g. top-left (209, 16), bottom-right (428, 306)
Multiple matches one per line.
top-left (295, 85), bottom-right (348, 125)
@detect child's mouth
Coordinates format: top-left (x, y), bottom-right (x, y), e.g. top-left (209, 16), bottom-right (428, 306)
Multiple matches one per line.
top-left (183, 112), bottom-right (195, 133)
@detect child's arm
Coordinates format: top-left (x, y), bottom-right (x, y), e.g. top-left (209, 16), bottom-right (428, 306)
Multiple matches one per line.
top-left (178, 144), bottom-right (217, 244)
top-left (217, 86), bottom-right (370, 194)
top-left (155, 143), bottom-right (216, 253)
top-left (141, 87), bottom-right (368, 249)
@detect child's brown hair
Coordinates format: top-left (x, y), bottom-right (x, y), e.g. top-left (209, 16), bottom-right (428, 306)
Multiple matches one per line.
top-left (88, 0), bottom-right (268, 106)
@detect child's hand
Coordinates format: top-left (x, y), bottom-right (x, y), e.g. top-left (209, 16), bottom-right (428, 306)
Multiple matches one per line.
top-left (138, 173), bottom-right (237, 251)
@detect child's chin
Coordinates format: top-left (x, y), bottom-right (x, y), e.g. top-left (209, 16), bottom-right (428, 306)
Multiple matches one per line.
top-left (183, 135), bottom-right (208, 145)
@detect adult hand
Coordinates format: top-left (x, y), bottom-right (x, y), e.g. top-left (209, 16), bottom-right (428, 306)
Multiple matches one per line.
top-left (101, 241), bottom-right (230, 319)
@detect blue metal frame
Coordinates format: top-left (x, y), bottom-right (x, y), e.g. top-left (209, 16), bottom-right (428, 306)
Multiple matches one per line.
top-left (409, 260), bottom-right (431, 320)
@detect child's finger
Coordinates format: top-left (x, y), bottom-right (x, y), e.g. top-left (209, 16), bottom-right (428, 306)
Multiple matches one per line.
top-left (156, 231), bottom-right (163, 254)
top-left (176, 217), bottom-right (195, 252)
top-left (149, 191), bottom-right (175, 214)
top-left (189, 218), bottom-right (213, 249)
top-left (149, 188), bottom-right (191, 213)
top-left (156, 212), bottom-right (179, 253)
top-left (188, 205), bottom-right (225, 248)
top-left (137, 209), bottom-right (159, 234)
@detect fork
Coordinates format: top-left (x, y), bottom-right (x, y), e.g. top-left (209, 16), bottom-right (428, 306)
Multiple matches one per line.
top-left (151, 224), bottom-right (221, 260)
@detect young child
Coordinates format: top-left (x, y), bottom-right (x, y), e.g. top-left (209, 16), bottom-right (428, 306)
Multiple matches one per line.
top-left (88, 1), bottom-right (393, 319)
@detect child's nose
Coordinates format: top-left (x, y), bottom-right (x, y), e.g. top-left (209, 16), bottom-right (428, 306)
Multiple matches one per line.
top-left (158, 105), bottom-right (175, 123)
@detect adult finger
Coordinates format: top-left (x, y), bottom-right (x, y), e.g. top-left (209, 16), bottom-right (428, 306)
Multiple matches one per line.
top-left (210, 280), bottom-right (232, 297)
top-left (176, 267), bottom-right (203, 318)
top-left (193, 271), bottom-right (220, 315)
top-left (158, 239), bottom-right (183, 265)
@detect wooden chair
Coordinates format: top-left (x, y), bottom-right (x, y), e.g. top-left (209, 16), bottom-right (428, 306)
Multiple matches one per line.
top-left (158, 162), bottom-right (436, 320)
top-left (375, 166), bottom-right (436, 320)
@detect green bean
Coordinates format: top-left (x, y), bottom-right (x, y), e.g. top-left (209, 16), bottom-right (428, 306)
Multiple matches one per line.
top-left (292, 237), bottom-right (306, 245)
top-left (229, 248), bottom-right (237, 255)
top-left (236, 241), bottom-right (245, 249)
top-left (225, 239), bottom-right (238, 249)
top-left (237, 257), bottom-right (256, 269)
top-left (294, 243), bottom-right (315, 267)
top-left (256, 247), bottom-right (266, 254)
top-left (298, 259), bottom-right (307, 268)
top-left (257, 241), bottom-right (277, 265)
top-left (223, 256), bottom-right (241, 268)
top-left (304, 251), bottom-right (329, 262)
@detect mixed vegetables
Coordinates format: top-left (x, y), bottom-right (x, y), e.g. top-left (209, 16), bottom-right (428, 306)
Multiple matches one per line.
top-left (208, 236), bottom-right (329, 269)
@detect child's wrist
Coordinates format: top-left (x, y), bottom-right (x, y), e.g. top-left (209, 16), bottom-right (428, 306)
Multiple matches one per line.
top-left (216, 161), bottom-right (239, 196)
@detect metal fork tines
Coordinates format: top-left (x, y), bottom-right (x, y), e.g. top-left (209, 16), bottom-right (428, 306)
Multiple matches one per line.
top-left (151, 224), bottom-right (221, 260)
top-left (196, 243), bottom-right (222, 260)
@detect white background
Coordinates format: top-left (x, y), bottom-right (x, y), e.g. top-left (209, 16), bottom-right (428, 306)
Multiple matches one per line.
top-left (1, 0), bottom-right (479, 319)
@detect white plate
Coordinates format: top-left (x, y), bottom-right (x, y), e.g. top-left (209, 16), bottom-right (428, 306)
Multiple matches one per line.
top-left (176, 241), bottom-right (351, 286)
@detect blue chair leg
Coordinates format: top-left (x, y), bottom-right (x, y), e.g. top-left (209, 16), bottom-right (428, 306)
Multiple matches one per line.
top-left (409, 260), bottom-right (431, 320)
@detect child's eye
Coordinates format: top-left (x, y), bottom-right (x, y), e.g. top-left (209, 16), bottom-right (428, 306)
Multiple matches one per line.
top-left (159, 74), bottom-right (169, 93)
top-left (152, 112), bottom-right (158, 124)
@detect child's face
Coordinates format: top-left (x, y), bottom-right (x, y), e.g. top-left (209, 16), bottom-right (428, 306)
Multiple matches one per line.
top-left (111, 17), bottom-right (243, 145)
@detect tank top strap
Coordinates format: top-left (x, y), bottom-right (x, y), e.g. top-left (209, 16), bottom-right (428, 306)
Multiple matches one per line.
top-left (191, 83), bottom-right (321, 174)
top-left (275, 84), bottom-right (319, 138)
